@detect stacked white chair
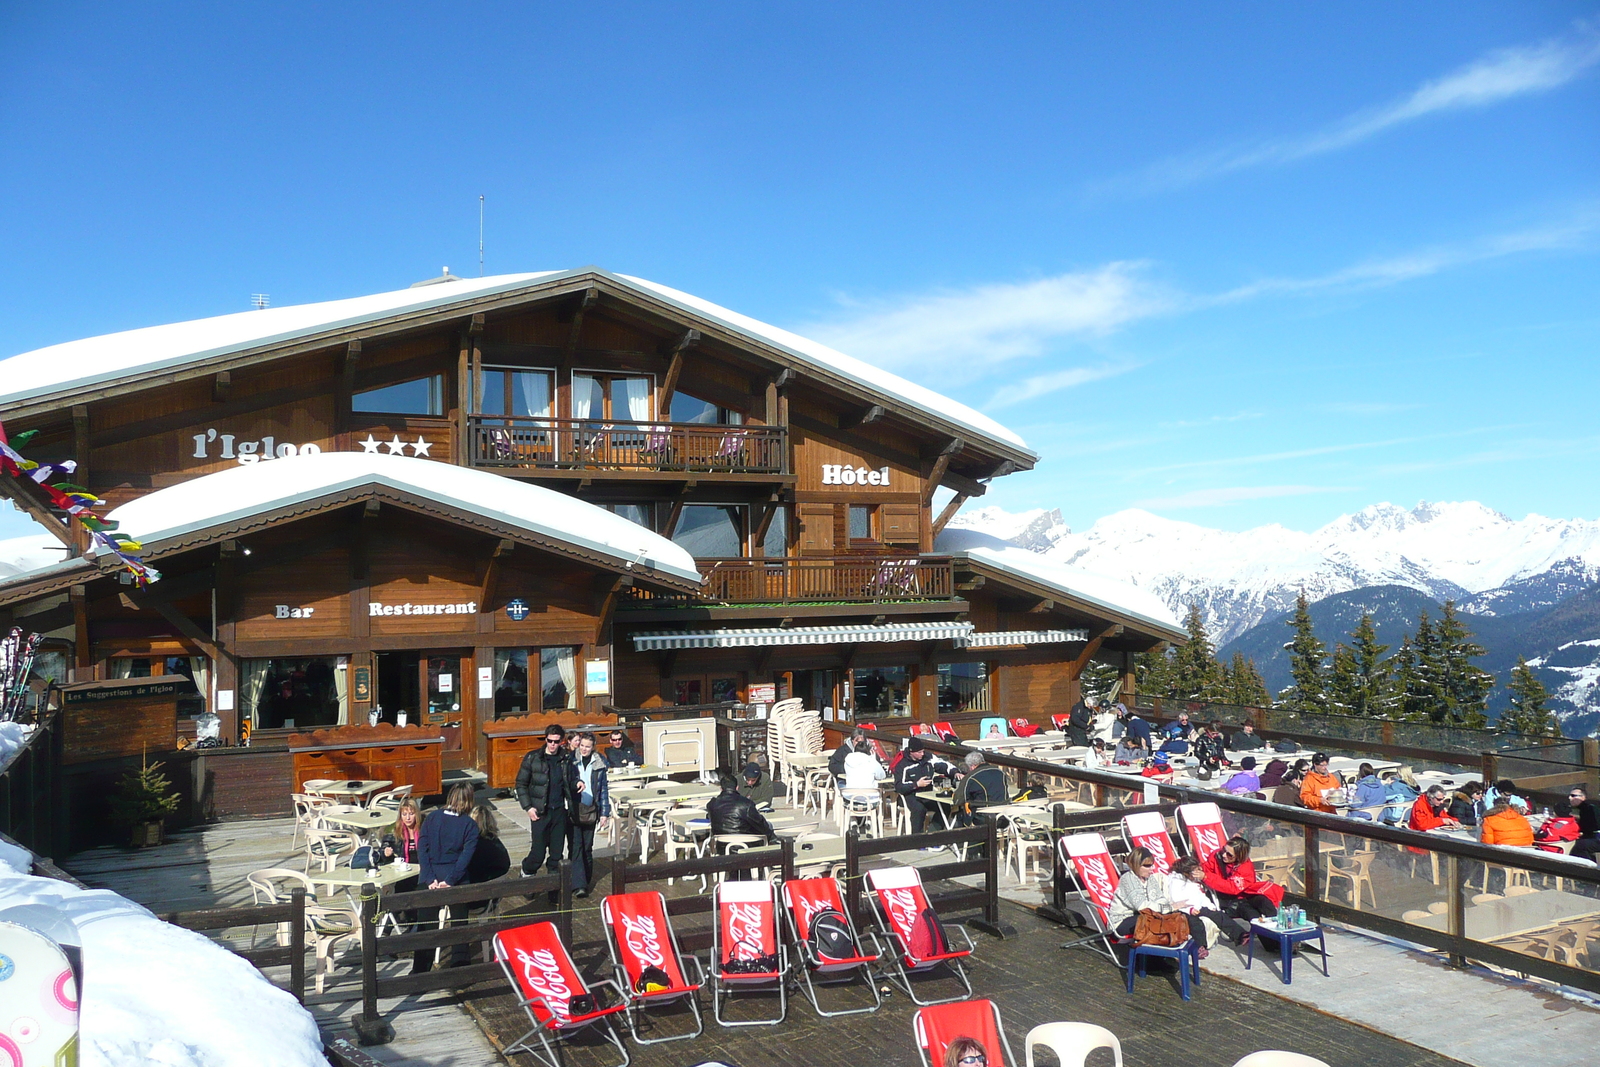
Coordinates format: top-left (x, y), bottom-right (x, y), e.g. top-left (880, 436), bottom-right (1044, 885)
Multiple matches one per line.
top-left (767, 697), bottom-right (805, 798)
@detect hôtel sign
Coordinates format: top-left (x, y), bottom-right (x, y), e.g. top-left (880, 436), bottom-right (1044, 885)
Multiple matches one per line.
top-left (820, 464), bottom-right (892, 487)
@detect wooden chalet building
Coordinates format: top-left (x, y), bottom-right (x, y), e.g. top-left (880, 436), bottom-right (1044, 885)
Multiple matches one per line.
top-left (0, 267), bottom-right (1182, 821)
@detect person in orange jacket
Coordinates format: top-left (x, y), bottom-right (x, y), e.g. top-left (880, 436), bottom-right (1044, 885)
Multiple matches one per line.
top-left (1480, 795), bottom-right (1534, 847)
top-left (1409, 786), bottom-right (1460, 832)
top-left (1298, 753), bottom-right (1342, 813)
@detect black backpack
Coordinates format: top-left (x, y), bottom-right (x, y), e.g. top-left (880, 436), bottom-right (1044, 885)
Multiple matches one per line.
top-left (807, 907), bottom-right (857, 961)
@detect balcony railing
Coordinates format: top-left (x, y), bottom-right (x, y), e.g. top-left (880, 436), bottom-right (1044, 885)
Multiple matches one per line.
top-left (627, 556), bottom-right (956, 607)
top-left (467, 415), bottom-right (786, 474)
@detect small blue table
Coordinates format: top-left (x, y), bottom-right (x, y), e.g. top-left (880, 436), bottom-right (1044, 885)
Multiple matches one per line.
top-left (1246, 918), bottom-right (1329, 984)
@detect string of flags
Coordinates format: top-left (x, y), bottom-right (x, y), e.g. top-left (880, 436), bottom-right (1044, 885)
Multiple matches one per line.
top-left (0, 421), bottom-right (161, 586)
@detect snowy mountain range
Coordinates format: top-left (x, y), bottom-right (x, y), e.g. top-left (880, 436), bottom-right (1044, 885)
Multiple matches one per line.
top-left (941, 501), bottom-right (1600, 733)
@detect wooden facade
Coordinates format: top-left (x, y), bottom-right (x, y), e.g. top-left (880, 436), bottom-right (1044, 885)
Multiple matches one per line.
top-left (0, 269), bottom-right (1181, 820)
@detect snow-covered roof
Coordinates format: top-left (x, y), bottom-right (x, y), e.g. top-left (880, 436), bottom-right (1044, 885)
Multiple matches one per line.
top-left (101, 452), bottom-right (702, 583)
top-left (0, 533), bottom-right (72, 579)
top-left (0, 268), bottom-right (1032, 462)
top-left (939, 528), bottom-right (1184, 640)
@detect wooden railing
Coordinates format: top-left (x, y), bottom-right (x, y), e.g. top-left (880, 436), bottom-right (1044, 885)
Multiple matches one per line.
top-left (467, 416), bottom-right (786, 473)
top-left (0, 706), bottom-right (63, 859)
top-left (644, 556), bottom-right (956, 606)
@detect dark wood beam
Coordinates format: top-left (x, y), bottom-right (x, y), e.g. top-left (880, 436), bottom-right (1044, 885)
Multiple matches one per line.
top-left (940, 470), bottom-right (989, 499)
top-left (562, 288), bottom-right (599, 361)
top-left (931, 492), bottom-right (971, 540)
top-left (840, 644), bottom-right (861, 672)
top-left (72, 406), bottom-right (90, 487)
top-left (657, 649), bottom-right (678, 679)
top-left (754, 647), bottom-right (774, 676)
top-left (479, 539), bottom-right (513, 609)
top-left (1026, 598), bottom-right (1056, 614)
top-left (923, 438), bottom-right (964, 506)
top-left (839, 404), bottom-right (885, 431)
top-left (752, 495), bottom-right (781, 554)
top-left (212, 371), bottom-right (232, 403)
top-left (1069, 624), bottom-right (1123, 679)
top-left (657, 328), bottom-right (699, 413)
top-left (72, 585), bottom-right (90, 669)
top-left (594, 575), bottom-right (632, 646)
top-left (773, 368), bottom-right (796, 389)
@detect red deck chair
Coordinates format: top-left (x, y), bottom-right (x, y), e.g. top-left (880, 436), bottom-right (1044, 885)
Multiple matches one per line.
top-left (1010, 717), bottom-right (1042, 738)
top-left (601, 891), bottom-right (705, 1044)
top-left (912, 999), bottom-right (1016, 1067)
top-left (865, 866), bottom-right (975, 1005)
top-left (858, 722), bottom-right (895, 764)
top-left (910, 722), bottom-right (936, 737)
top-left (1176, 801), bottom-right (1227, 862)
top-left (1057, 832), bottom-right (1133, 961)
top-left (932, 721), bottom-right (958, 743)
top-left (709, 879), bottom-right (789, 1026)
top-left (1050, 712), bottom-right (1072, 732)
top-left (492, 922), bottom-right (630, 1067)
top-left (781, 876), bottom-right (883, 1017)
top-left (1121, 811), bottom-right (1180, 874)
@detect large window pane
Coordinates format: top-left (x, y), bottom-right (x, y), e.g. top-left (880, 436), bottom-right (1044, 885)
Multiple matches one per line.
top-left (353, 375), bottom-right (443, 415)
top-left (849, 505), bottom-right (874, 540)
top-left (241, 657), bottom-right (344, 729)
top-left (762, 505), bottom-right (789, 557)
top-left (479, 368), bottom-right (553, 418)
top-left (540, 647), bottom-right (576, 710)
top-left (571, 374), bottom-right (605, 420)
top-left (608, 503), bottom-right (654, 529)
top-left (673, 505), bottom-right (744, 558)
top-left (493, 649), bottom-right (529, 718)
top-left (938, 661), bottom-right (990, 713)
top-left (852, 666), bottom-right (909, 717)
top-left (611, 377), bottom-right (652, 422)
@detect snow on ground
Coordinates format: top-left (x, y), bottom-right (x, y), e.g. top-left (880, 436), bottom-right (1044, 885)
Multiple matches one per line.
top-left (0, 861), bottom-right (324, 1067)
top-left (0, 721), bottom-right (30, 764)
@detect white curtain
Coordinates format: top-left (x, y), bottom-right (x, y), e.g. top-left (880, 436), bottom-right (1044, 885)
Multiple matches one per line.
top-left (110, 658), bottom-right (134, 679)
top-left (622, 376), bottom-right (651, 423)
top-left (571, 374), bottom-right (597, 420)
top-left (189, 656), bottom-right (211, 713)
top-left (240, 659), bottom-right (271, 728)
top-left (541, 647), bottom-right (576, 710)
top-left (334, 656), bottom-right (350, 725)
top-left (517, 371), bottom-right (551, 418)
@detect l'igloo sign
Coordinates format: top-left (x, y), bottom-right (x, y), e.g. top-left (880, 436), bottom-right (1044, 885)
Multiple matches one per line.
top-left (0, 921), bottom-right (78, 1067)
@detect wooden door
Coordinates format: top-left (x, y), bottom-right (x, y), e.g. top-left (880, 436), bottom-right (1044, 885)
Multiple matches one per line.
top-left (424, 650), bottom-right (478, 772)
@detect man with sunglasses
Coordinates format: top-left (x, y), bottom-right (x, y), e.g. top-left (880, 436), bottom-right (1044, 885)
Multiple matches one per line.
top-left (1568, 786), bottom-right (1600, 864)
top-left (602, 728), bottom-right (641, 768)
top-left (514, 724), bottom-right (578, 898)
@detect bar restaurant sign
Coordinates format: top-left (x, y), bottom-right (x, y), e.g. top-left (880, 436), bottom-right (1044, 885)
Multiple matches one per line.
top-left (368, 600), bottom-right (479, 617)
top-left (820, 464), bottom-right (892, 487)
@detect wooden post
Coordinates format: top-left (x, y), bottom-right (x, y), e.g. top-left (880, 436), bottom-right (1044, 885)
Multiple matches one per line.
top-left (1446, 853), bottom-right (1466, 968)
top-left (1481, 752), bottom-right (1499, 788)
top-left (289, 887), bottom-right (307, 1004)
top-left (844, 827), bottom-right (861, 929)
top-left (1302, 824), bottom-right (1320, 904)
top-left (611, 848), bottom-right (628, 899)
top-left (984, 817), bottom-right (1001, 928)
top-left (780, 835), bottom-right (796, 883)
top-left (558, 860), bottom-right (574, 948)
top-left (1584, 739), bottom-right (1600, 795)
top-left (352, 885), bottom-right (394, 1045)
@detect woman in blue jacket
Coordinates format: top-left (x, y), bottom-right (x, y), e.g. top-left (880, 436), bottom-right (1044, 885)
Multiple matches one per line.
top-left (1347, 763), bottom-right (1387, 819)
top-left (413, 783), bottom-right (479, 974)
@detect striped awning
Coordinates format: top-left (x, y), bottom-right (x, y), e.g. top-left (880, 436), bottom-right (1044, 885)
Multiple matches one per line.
top-left (960, 628), bottom-right (1088, 648)
top-left (631, 620), bottom-right (973, 651)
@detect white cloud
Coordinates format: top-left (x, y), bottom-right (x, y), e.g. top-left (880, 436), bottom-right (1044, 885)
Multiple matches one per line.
top-left (802, 263), bottom-right (1174, 380)
top-left (1119, 24), bottom-right (1600, 192)
top-left (1135, 485), bottom-right (1347, 509)
top-left (983, 362), bottom-right (1135, 409)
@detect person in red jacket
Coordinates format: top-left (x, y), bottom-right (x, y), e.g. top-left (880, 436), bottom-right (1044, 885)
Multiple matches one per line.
top-left (1199, 835), bottom-right (1283, 940)
top-left (1408, 786), bottom-right (1460, 832)
top-left (1535, 800), bottom-right (1582, 853)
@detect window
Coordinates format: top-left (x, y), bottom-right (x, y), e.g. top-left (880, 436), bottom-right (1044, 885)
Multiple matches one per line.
top-left (851, 666), bottom-right (909, 717)
top-left (493, 647), bottom-right (577, 717)
top-left (849, 505), bottom-right (876, 540)
top-left (241, 657), bottom-right (346, 729)
top-left (673, 504), bottom-right (745, 558)
top-left (479, 367), bottom-right (553, 418)
top-left (761, 505), bottom-right (789, 557)
top-left (938, 661), bottom-right (991, 713)
top-left (670, 392), bottom-right (742, 425)
top-left (606, 503), bottom-right (654, 530)
top-left (353, 375), bottom-right (444, 416)
top-left (572, 372), bottom-right (653, 422)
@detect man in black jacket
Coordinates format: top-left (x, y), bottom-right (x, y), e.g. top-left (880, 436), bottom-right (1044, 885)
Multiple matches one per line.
top-left (829, 728), bottom-right (866, 782)
top-left (895, 738), bottom-right (938, 835)
top-left (1569, 786), bottom-right (1600, 864)
top-left (706, 771), bottom-right (776, 843)
top-left (515, 724), bottom-right (577, 892)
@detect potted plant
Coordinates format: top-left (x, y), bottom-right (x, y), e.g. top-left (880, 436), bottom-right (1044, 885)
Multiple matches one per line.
top-left (110, 752), bottom-right (181, 847)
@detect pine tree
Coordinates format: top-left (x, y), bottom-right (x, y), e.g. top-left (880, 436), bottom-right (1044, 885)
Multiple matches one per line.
top-left (1397, 612), bottom-right (1448, 722)
top-left (1327, 613), bottom-right (1392, 718)
top-left (1134, 646), bottom-right (1176, 700)
top-left (1279, 591), bottom-right (1328, 713)
top-left (1224, 651), bottom-right (1272, 708)
top-left (1080, 658), bottom-right (1121, 703)
top-left (1501, 656), bottom-right (1561, 737)
top-left (1434, 601), bottom-right (1492, 729)
top-left (1171, 604), bottom-right (1223, 700)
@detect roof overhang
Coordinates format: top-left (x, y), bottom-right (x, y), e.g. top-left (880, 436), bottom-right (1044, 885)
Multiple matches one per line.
top-left (954, 549), bottom-right (1186, 647)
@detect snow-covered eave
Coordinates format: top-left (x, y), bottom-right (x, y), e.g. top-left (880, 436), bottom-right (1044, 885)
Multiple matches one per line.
top-left (954, 551), bottom-right (1188, 646)
top-left (2, 268), bottom-right (1034, 469)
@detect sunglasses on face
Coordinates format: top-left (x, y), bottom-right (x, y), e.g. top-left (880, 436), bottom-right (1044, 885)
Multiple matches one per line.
top-left (959, 1056), bottom-right (987, 1065)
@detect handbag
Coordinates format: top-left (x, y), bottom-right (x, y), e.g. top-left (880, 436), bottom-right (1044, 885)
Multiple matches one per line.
top-left (1132, 908), bottom-right (1189, 947)
top-left (575, 800), bottom-right (599, 827)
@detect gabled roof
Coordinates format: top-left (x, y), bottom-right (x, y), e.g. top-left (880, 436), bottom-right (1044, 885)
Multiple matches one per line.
top-left (938, 527), bottom-right (1185, 644)
top-left (0, 452), bottom-right (703, 603)
top-left (0, 268), bottom-right (1033, 464)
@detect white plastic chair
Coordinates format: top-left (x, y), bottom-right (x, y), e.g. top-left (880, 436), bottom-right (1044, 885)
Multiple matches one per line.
top-left (368, 784), bottom-right (413, 811)
top-left (1025, 1022), bottom-right (1122, 1067)
top-left (1232, 1053), bottom-right (1330, 1067)
top-left (838, 792), bottom-right (882, 838)
top-left (247, 867), bottom-right (314, 947)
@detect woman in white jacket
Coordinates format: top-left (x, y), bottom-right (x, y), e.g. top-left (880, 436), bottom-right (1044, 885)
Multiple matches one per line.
top-left (1167, 855), bottom-right (1248, 949)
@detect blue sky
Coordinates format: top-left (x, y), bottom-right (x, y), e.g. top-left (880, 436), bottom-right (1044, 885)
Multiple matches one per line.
top-left (1, 2), bottom-right (1597, 540)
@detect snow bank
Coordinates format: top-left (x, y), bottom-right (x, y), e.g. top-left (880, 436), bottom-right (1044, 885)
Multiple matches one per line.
top-left (0, 837), bottom-right (29, 874)
top-left (0, 868), bottom-right (324, 1067)
top-left (0, 721), bottom-right (30, 765)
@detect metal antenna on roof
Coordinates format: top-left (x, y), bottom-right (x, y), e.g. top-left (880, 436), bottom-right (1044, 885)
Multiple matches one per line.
top-left (251, 294), bottom-right (270, 310)
top-left (478, 195), bottom-right (485, 277)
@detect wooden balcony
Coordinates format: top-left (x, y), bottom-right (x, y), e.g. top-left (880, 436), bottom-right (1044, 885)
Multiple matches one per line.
top-left (467, 415), bottom-right (786, 474)
top-left (627, 556), bottom-right (956, 608)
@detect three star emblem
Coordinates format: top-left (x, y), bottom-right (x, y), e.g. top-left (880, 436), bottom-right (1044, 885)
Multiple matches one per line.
top-left (358, 435), bottom-right (432, 457)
